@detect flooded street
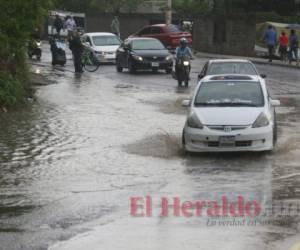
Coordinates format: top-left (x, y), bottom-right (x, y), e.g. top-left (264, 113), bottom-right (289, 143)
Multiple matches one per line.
top-left (0, 44), bottom-right (300, 250)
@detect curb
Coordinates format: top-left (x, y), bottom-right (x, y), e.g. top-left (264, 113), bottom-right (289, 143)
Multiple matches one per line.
top-left (194, 51), bottom-right (300, 70)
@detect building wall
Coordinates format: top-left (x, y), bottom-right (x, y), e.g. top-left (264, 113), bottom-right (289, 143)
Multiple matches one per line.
top-left (192, 15), bottom-right (256, 56)
top-left (86, 13), bottom-right (256, 56)
top-left (86, 13), bottom-right (165, 39)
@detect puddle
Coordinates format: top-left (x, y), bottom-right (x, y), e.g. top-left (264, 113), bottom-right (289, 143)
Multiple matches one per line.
top-left (124, 133), bottom-right (183, 159)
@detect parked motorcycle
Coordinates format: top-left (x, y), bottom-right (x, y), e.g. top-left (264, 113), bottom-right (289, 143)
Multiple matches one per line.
top-left (28, 39), bottom-right (42, 60)
top-left (176, 55), bottom-right (191, 87)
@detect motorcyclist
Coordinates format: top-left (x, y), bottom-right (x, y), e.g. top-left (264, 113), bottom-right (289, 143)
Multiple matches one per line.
top-left (175, 38), bottom-right (193, 61)
top-left (175, 38), bottom-right (193, 78)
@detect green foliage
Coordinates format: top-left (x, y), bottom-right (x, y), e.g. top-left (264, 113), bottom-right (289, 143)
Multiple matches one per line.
top-left (173, 0), bottom-right (300, 16)
top-left (0, 0), bottom-right (53, 106)
top-left (54, 0), bottom-right (146, 13)
top-left (173, 0), bottom-right (212, 16)
top-left (0, 72), bottom-right (25, 106)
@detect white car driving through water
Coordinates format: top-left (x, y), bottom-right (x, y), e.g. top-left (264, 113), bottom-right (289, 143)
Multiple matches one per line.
top-left (182, 75), bottom-right (280, 152)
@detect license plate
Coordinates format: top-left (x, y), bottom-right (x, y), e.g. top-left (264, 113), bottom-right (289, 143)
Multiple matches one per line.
top-left (151, 62), bottom-right (159, 67)
top-left (219, 136), bottom-right (236, 147)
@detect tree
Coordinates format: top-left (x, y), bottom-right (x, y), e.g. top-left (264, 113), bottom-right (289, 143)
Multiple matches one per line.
top-left (173, 0), bottom-right (212, 16)
top-left (54, 0), bottom-right (146, 13)
top-left (0, 0), bottom-right (53, 106)
top-left (173, 0), bottom-right (300, 16)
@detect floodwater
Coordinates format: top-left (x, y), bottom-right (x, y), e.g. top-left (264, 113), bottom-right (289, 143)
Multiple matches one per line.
top-left (0, 44), bottom-right (299, 250)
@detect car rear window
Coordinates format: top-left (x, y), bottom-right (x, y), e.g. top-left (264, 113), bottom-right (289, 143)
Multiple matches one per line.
top-left (92, 36), bottom-right (121, 46)
top-left (132, 39), bottom-right (165, 50)
top-left (166, 25), bottom-right (181, 33)
top-left (194, 81), bottom-right (264, 107)
top-left (207, 62), bottom-right (258, 75)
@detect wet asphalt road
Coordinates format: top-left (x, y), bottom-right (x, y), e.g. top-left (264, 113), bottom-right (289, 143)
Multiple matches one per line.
top-left (0, 44), bottom-right (299, 250)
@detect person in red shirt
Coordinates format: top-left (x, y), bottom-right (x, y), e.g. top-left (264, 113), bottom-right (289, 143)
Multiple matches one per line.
top-left (279, 31), bottom-right (289, 62)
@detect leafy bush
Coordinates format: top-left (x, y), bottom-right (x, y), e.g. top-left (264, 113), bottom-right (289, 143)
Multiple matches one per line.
top-left (0, 0), bottom-right (52, 107)
top-left (0, 72), bottom-right (25, 106)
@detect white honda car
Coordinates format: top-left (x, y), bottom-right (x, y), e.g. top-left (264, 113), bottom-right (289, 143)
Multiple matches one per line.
top-left (81, 32), bottom-right (121, 63)
top-left (182, 75), bottom-right (280, 152)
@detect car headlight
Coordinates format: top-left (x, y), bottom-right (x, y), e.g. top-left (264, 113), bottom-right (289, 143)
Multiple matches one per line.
top-left (252, 112), bottom-right (270, 128)
top-left (166, 55), bottom-right (173, 61)
top-left (132, 55), bottom-right (143, 61)
top-left (187, 113), bottom-right (203, 129)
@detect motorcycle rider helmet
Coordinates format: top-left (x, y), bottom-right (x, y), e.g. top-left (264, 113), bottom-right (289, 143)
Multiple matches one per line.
top-left (180, 38), bottom-right (188, 47)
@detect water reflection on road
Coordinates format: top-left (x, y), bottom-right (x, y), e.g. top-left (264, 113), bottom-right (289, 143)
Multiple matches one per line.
top-left (0, 49), bottom-right (299, 250)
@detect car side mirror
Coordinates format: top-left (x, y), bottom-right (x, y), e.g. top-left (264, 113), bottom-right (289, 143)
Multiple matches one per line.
top-left (261, 74), bottom-right (267, 79)
top-left (198, 73), bottom-right (204, 81)
top-left (270, 99), bottom-right (280, 107)
top-left (83, 42), bottom-right (90, 47)
top-left (182, 99), bottom-right (191, 107)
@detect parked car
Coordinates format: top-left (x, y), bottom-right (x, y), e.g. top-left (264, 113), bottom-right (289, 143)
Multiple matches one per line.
top-left (116, 38), bottom-right (173, 74)
top-left (182, 74), bottom-right (280, 153)
top-left (81, 32), bottom-right (122, 63)
top-left (130, 24), bottom-right (192, 51)
top-left (198, 59), bottom-right (267, 80)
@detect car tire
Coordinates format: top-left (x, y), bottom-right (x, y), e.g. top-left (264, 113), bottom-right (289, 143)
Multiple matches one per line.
top-left (128, 59), bottom-right (136, 74)
top-left (116, 60), bottom-right (123, 72)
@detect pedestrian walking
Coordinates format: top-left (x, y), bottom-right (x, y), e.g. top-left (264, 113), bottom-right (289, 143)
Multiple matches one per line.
top-left (53, 15), bottom-right (63, 37)
top-left (288, 29), bottom-right (299, 65)
top-left (69, 31), bottom-right (84, 73)
top-left (65, 16), bottom-right (77, 39)
top-left (111, 16), bottom-right (120, 38)
top-left (279, 31), bottom-right (288, 62)
top-left (263, 25), bottom-right (277, 63)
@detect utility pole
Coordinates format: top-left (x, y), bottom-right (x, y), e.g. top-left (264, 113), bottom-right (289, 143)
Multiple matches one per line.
top-left (165, 0), bottom-right (172, 24)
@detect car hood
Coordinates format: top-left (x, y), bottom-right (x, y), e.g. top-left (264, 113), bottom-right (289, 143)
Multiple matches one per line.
top-left (94, 45), bottom-right (119, 52)
top-left (193, 107), bottom-right (264, 126)
top-left (131, 49), bottom-right (170, 57)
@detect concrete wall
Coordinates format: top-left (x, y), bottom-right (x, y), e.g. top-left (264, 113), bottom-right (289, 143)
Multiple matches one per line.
top-left (86, 13), bottom-right (256, 56)
top-left (86, 13), bottom-right (165, 40)
top-left (192, 15), bottom-right (256, 56)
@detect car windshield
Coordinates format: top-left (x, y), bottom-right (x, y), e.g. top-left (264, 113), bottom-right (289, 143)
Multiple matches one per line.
top-left (92, 36), bottom-right (121, 46)
top-left (132, 40), bottom-right (165, 50)
top-left (166, 24), bottom-right (181, 33)
top-left (194, 81), bottom-right (264, 107)
top-left (207, 62), bottom-right (258, 75)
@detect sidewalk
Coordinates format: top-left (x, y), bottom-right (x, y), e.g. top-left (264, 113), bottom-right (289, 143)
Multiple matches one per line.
top-left (195, 51), bottom-right (300, 69)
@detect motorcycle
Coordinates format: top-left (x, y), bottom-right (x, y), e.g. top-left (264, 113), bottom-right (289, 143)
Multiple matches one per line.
top-left (176, 55), bottom-right (191, 87)
top-left (28, 39), bottom-right (42, 60)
